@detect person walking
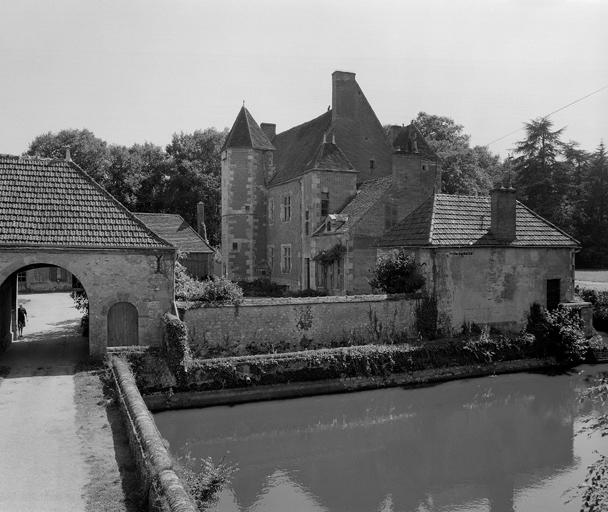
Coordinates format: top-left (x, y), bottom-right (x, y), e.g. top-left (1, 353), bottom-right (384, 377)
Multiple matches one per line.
top-left (17, 304), bottom-right (27, 338)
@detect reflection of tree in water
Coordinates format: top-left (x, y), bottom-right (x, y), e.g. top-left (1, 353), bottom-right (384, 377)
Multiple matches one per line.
top-left (156, 368), bottom-right (608, 512)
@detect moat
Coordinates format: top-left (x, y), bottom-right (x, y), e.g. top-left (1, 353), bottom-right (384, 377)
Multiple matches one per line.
top-left (155, 364), bottom-right (608, 512)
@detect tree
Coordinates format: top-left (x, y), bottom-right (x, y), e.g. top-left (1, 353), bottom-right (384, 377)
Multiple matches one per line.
top-left (414, 112), bottom-right (502, 195)
top-left (162, 129), bottom-right (227, 245)
top-left (26, 129), bottom-right (110, 184)
top-left (513, 118), bottom-right (570, 222)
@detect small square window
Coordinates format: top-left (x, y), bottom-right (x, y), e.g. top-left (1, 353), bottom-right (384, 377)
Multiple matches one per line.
top-left (232, 242), bottom-right (238, 251)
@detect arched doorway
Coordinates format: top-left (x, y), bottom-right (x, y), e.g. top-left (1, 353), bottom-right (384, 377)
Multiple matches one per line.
top-left (107, 302), bottom-right (138, 347)
top-left (0, 263), bottom-right (89, 363)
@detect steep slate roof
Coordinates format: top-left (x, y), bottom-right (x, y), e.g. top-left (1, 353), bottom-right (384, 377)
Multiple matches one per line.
top-left (0, 155), bottom-right (172, 249)
top-left (133, 213), bottom-right (213, 253)
top-left (223, 106), bottom-right (275, 151)
top-left (269, 110), bottom-right (333, 186)
top-left (309, 141), bottom-right (354, 172)
top-left (391, 123), bottom-right (438, 161)
top-left (379, 194), bottom-right (579, 248)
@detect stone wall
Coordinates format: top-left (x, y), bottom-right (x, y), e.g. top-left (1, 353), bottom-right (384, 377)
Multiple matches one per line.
top-left (0, 248), bottom-right (175, 356)
top-left (181, 294), bottom-right (419, 352)
top-left (378, 246), bottom-right (576, 334)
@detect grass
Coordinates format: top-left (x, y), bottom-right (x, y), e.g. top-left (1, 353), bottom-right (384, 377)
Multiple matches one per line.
top-left (73, 367), bottom-right (143, 512)
top-left (576, 270), bottom-right (608, 291)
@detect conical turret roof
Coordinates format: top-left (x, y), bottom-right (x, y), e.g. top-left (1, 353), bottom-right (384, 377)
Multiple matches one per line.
top-left (223, 106), bottom-right (275, 151)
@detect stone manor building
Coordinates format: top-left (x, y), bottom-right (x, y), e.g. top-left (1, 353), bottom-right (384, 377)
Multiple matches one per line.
top-left (222, 71), bottom-right (441, 293)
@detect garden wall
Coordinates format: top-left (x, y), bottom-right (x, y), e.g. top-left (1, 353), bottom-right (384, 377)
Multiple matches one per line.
top-left (179, 294), bottom-right (419, 352)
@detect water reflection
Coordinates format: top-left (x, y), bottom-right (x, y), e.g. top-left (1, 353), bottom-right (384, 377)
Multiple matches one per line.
top-left (155, 365), bottom-right (608, 512)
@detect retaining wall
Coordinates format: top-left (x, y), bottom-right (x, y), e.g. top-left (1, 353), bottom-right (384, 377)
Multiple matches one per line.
top-left (111, 356), bottom-right (196, 512)
top-left (180, 294), bottom-right (419, 352)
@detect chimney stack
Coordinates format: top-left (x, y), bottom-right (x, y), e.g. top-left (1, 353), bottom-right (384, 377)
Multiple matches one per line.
top-left (331, 70), bottom-right (357, 120)
top-left (490, 187), bottom-right (517, 243)
top-left (260, 123), bottom-right (276, 141)
top-left (196, 201), bottom-right (208, 241)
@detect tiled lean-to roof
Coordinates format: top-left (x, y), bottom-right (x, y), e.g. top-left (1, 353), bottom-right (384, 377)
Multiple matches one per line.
top-left (223, 106), bottom-right (275, 151)
top-left (133, 213), bottom-right (213, 253)
top-left (333, 176), bottom-right (393, 233)
top-left (0, 155), bottom-right (172, 249)
top-left (379, 194), bottom-right (579, 248)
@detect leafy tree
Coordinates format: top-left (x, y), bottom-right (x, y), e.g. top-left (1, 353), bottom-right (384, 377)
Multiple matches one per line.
top-left (26, 129), bottom-right (110, 184)
top-left (414, 112), bottom-right (502, 194)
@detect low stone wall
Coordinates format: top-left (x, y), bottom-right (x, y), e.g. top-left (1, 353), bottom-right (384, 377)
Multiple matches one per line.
top-left (110, 356), bottom-right (196, 512)
top-left (144, 358), bottom-right (558, 411)
top-left (179, 294), bottom-right (419, 353)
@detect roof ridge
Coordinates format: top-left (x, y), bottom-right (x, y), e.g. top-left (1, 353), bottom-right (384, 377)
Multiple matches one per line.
top-left (275, 110), bottom-right (332, 139)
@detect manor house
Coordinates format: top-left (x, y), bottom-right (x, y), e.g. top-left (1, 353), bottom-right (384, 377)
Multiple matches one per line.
top-left (221, 71), bottom-right (441, 292)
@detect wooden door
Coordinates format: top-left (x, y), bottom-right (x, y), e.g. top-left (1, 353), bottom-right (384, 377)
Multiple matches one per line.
top-left (107, 302), bottom-right (138, 347)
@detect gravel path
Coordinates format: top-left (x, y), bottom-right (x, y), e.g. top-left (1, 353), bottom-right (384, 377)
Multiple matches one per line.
top-left (0, 292), bottom-right (139, 511)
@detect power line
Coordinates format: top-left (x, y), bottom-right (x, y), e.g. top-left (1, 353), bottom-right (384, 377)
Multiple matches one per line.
top-left (485, 83), bottom-right (608, 147)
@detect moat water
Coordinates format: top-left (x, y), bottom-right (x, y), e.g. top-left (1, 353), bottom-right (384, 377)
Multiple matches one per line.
top-left (155, 364), bottom-right (608, 512)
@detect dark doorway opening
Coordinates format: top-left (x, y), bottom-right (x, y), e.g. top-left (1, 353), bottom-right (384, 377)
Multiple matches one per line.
top-left (547, 279), bottom-right (561, 311)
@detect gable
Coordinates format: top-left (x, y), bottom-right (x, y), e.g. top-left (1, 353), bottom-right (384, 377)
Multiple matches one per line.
top-left (0, 155), bottom-right (172, 249)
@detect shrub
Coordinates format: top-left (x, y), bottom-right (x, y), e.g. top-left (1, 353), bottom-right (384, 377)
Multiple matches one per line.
top-left (526, 303), bottom-right (589, 364)
top-left (238, 278), bottom-right (285, 297)
top-left (177, 455), bottom-right (236, 511)
top-left (176, 264), bottom-right (243, 306)
top-left (161, 313), bottom-right (192, 384)
top-left (70, 288), bottom-right (89, 336)
top-left (576, 286), bottom-right (608, 331)
top-left (370, 250), bottom-right (425, 294)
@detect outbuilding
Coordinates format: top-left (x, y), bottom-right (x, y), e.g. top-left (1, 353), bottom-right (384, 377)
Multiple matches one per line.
top-left (378, 188), bottom-right (580, 334)
top-left (0, 154), bottom-right (176, 357)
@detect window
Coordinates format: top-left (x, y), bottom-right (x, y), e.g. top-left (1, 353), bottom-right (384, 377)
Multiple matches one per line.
top-left (268, 199), bottom-right (275, 224)
top-left (281, 245), bottom-right (292, 273)
top-left (385, 203), bottom-right (398, 230)
top-left (232, 242), bottom-right (238, 251)
top-left (305, 210), bottom-right (310, 236)
top-left (321, 191), bottom-right (329, 217)
top-left (369, 159), bottom-right (375, 170)
top-left (281, 195), bottom-right (291, 222)
top-left (245, 205), bottom-right (250, 212)
top-left (422, 163), bottom-right (428, 171)
top-left (17, 272), bottom-right (26, 283)
top-left (268, 246), bottom-right (274, 270)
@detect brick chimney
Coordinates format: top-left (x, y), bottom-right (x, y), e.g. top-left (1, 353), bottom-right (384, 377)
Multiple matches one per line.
top-left (490, 187), bottom-right (517, 243)
top-left (196, 201), bottom-right (207, 241)
top-left (332, 70), bottom-right (357, 120)
top-left (260, 123), bottom-right (276, 141)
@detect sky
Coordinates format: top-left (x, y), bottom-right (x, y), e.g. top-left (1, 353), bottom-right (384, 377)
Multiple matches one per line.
top-left (1, 0), bottom-right (606, 159)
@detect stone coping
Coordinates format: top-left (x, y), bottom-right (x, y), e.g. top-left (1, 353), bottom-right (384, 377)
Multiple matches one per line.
top-left (177, 292), bottom-right (420, 309)
top-left (111, 356), bottom-right (197, 512)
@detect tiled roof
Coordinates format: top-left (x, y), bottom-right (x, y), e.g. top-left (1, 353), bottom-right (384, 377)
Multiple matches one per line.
top-left (379, 194), bottom-right (579, 248)
top-left (391, 123), bottom-right (438, 161)
top-left (269, 110), bottom-right (333, 186)
top-left (0, 155), bottom-right (172, 249)
top-left (223, 106), bottom-right (275, 151)
top-left (332, 176), bottom-right (393, 233)
top-left (133, 213), bottom-right (213, 253)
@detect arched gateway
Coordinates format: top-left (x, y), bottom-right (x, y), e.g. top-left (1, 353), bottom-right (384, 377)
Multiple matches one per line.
top-left (0, 155), bottom-right (175, 357)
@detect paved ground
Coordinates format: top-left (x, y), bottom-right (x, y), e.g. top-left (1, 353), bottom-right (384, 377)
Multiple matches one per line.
top-left (0, 292), bottom-right (139, 512)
